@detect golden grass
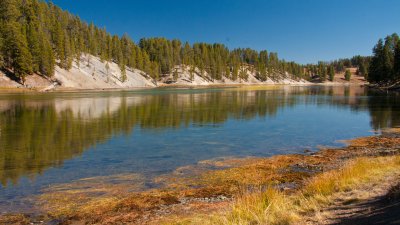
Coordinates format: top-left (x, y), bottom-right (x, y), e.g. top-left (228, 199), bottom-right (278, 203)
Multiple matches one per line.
top-left (170, 155), bottom-right (400, 225)
top-left (313, 156), bottom-right (399, 194)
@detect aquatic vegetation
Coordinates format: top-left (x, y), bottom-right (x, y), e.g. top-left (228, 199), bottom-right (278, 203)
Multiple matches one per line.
top-left (37, 173), bottom-right (146, 217)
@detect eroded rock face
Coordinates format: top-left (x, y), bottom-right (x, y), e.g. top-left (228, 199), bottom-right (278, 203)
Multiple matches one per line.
top-left (54, 55), bottom-right (156, 89)
top-left (0, 54), bottom-right (312, 91)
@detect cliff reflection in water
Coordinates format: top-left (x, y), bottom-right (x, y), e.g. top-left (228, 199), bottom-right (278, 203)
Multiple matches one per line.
top-left (0, 86), bottom-right (398, 187)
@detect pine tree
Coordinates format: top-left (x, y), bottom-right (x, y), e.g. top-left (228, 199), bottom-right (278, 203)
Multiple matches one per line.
top-left (136, 50), bottom-right (144, 70)
top-left (329, 65), bottom-right (335, 81)
top-left (225, 66), bottom-right (231, 79)
top-left (23, 0), bottom-right (41, 72)
top-left (394, 40), bottom-right (400, 80)
top-left (9, 24), bottom-right (33, 82)
top-left (182, 42), bottom-right (192, 66)
top-left (318, 62), bottom-right (327, 81)
top-left (232, 64), bottom-right (239, 81)
top-left (4, 25), bottom-right (33, 81)
top-left (149, 61), bottom-right (160, 80)
top-left (128, 45), bottom-right (137, 68)
top-left (239, 65), bottom-right (248, 81)
top-left (368, 39), bottom-right (384, 83)
top-left (345, 69), bottom-right (351, 81)
top-left (257, 63), bottom-right (267, 81)
top-left (189, 65), bottom-right (195, 81)
top-left (39, 37), bottom-right (55, 76)
top-left (0, 35), bottom-right (3, 68)
top-left (382, 38), bottom-right (394, 80)
top-left (120, 63), bottom-right (127, 82)
top-left (62, 35), bottom-right (73, 70)
top-left (143, 52), bottom-right (151, 75)
top-left (0, 0), bottom-right (33, 81)
top-left (52, 16), bottom-right (65, 66)
top-left (359, 62), bottom-right (368, 79)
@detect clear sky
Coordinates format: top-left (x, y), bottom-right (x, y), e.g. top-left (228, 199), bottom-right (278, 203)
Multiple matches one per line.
top-left (49, 0), bottom-right (400, 64)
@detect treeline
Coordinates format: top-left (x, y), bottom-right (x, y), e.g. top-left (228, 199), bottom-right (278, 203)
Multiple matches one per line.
top-left (140, 38), bottom-right (306, 81)
top-left (0, 0), bottom-right (159, 82)
top-left (0, 0), bottom-right (306, 84)
top-left (330, 55), bottom-right (371, 75)
top-left (303, 55), bottom-right (371, 82)
top-left (368, 33), bottom-right (400, 83)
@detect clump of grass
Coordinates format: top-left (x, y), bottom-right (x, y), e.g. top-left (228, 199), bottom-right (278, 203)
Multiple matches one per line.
top-left (174, 155), bottom-right (400, 225)
top-left (303, 156), bottom-right (400, 198)
top-left (295, 156), bottom-right (400, 215)
top-left (174, 188), bottom-right (298, 225)
top-left (210, 188), bottom-right (298, 225)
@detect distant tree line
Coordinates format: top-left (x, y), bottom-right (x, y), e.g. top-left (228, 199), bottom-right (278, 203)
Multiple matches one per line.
top-left (368, 33), bottom-right (400, 84)
top-left (309, 33), bottom-right (400, 84)
top-left (303, 55), bottom-right (371, 82)
top-left (0, 0), bottom-right (306, 84)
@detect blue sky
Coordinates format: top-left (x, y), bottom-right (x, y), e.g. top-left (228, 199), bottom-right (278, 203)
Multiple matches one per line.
top-left (50, 0), bottom-right (400, 64)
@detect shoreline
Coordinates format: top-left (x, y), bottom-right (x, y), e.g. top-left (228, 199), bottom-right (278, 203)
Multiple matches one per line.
top-left (0, 82), bottom-right (368, 94)
top-left (367, 82), bottom-right (400, 92)
top-left (1, 129), bottom-right (399, 224)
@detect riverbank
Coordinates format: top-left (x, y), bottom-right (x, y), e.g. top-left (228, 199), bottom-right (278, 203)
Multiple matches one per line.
top-left (368, 81), bottom-right (400, 92)
top-left (0, 54), bottom-right (312, 92)
top-left (1, 56), bottom-right (373, 92)
top-left (0, 78), bottom-right (365, 94)
top-left (0, 129), bottom-right (399, 224)
top-left (0, 73), bottom-right (311, 92)
top-left (0, 82), bottom-right (312, 94)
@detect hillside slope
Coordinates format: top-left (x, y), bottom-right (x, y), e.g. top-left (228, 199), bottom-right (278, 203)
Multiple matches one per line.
top-left (0, 54), bottom-right (309, 91)
top-left (54, 55), bottom-right (156, 90)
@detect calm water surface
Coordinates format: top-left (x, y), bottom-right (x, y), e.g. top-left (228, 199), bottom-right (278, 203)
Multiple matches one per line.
top-left (0, 85), bottom-right (399, 213)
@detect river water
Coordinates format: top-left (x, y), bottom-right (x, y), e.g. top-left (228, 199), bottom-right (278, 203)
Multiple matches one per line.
top-left (0, 85), bottom-right (399, 213)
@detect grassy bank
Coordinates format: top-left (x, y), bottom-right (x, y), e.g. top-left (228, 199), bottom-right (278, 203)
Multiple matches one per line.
top-left (173, 155), bottom-right (400, 225)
